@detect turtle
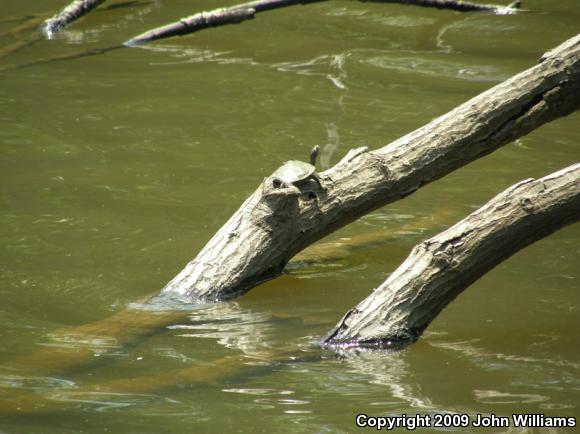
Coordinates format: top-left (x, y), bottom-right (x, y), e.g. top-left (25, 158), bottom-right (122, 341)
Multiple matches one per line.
top-left (271, 145), bottom-right (320, 186)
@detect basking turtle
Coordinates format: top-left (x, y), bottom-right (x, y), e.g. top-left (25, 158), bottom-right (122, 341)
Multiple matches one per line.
top-left (272, 145), bottom-right (320, 186)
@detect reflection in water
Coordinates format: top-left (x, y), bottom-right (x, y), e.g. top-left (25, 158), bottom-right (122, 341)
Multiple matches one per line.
top-left (0, 374), bottom-right (76, 391)
top-left (336, 350), bottom-right (435, 411)
top-left (433, 340), bottom-right (580, 370)
top-left (169, 302), bottom-right (278, 358)
top-left (0, 300), bottom-right (316, 413)
top-left (50, 391), bottom-right (176, 413)
top-left (431, 339), bottom-right (580, 411)
top-left (326, 53), bottom-right (348, 90)
top-left (321, 122), bottom-right (340, 170)
top-left (274, 52), bottom-right (349, 90)
top-left (136, 43), bottom-right (257, 67)
top-left (42, 332), bottom-right (124, 356)
top-left (473, 389), bottom-right (549, 404)
top-left (363, 53), bottom-right (506, 82)
top-left (141, 42), bottom-right (353, 93)
top-left (327, 334), bottom-right (579, 428)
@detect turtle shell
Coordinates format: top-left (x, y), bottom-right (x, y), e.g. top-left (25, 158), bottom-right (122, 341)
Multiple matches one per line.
top-left (271, 160), bottom-right (315, 183)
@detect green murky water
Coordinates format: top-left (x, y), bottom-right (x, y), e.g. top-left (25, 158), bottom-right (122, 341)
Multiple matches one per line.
top-left (1, 0), bottom-right (579, 432)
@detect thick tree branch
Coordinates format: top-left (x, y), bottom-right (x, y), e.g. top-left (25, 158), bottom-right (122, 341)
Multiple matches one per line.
top-left (124, 0), bottom-right (324, 46)
top-left (324, 163), bottom-right (580, 349)
top-left (125, 6), bottom-right (259, 46)
top-left (43, 0), bottom-right (107, 35)
top-left (159, 34), bottom-right (580, 302)
top-left (124, 0), bottom-right (520, 46)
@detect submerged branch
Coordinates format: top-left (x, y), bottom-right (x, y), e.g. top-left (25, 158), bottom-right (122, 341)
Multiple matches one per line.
top-left (0, 17), bottom-right (46, 38)
top-left (0, 34), bottom-right (42, 59)
top-left (0, 348), bottom-right (321, 414)
top-left (1, 306), bottom-right (186, 378)
top-left (0, 45), bottom-right (124, 72)
top-left (290, 207), bottom-right (456, 266)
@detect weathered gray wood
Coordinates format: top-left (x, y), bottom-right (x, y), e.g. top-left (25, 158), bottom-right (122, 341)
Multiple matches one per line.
top-left (124, 6), bottom-right (258, 46)
top-left (124, 0), bottom-right (520, 46)
top-left (124, 0), bottom-right (330, 46)
top-left (43, 0), bottom-right (107, 35)
top-left (159, 34), bottom-right (580, 303)
top-left (324, 164), bottom-right (580, 349)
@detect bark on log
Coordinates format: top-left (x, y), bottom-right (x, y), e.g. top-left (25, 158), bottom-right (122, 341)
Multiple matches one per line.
top-left (324, 164), bottom-right (580, 349)
top-left (124, 0), bottom-right (331, 46)
top-left (124, 0), bottom-right (520, 46)
top-left (124, 6), bottom-right (260, 46)
top-left (43, 0), bottom-right (107, 35)
top-left (158, 33), bottom-right (580, 303)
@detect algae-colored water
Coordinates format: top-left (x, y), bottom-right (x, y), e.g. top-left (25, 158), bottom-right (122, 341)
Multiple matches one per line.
top-left (1, 0), bottom-right (579, 432)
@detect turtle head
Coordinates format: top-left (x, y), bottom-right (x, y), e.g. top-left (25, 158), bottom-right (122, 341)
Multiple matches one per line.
top-left (309, 145), bottom-right (320, 166)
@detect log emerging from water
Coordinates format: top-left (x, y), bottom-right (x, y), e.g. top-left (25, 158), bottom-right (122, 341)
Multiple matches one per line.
top-left (324, 164), bottom-right (580, 349)
top-left (124, 0), bottom-right (326, 46)
top-left (43, 0), bottom-right (107, 35)
top-left (0, 208), bottom-right (449, 385)
top-left (3, 171), bottom-right (577, 414)
top-left (159, 33), bottom-right (580, 302)
top-left (124, 0), bottom-right (520, 46)
top-left (125, 5), bottom-right (259, 46)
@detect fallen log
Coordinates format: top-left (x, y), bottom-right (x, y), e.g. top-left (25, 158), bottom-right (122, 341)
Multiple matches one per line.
top-left (43, 0), bottom-right (107, 35)
top-left (3, 172), bottom-right (576, 414)
top-left (159, 33), bottom-right (580, 302)
top-left (124, 0), bottom-right (520, 46)
top-left (0, 208), bottom-right (450, 383)
top-left (324, 163), bottom-right (580, 350)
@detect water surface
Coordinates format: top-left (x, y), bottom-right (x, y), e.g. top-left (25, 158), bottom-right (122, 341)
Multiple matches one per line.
top-left (1, 0), bottom-right (579, 432)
